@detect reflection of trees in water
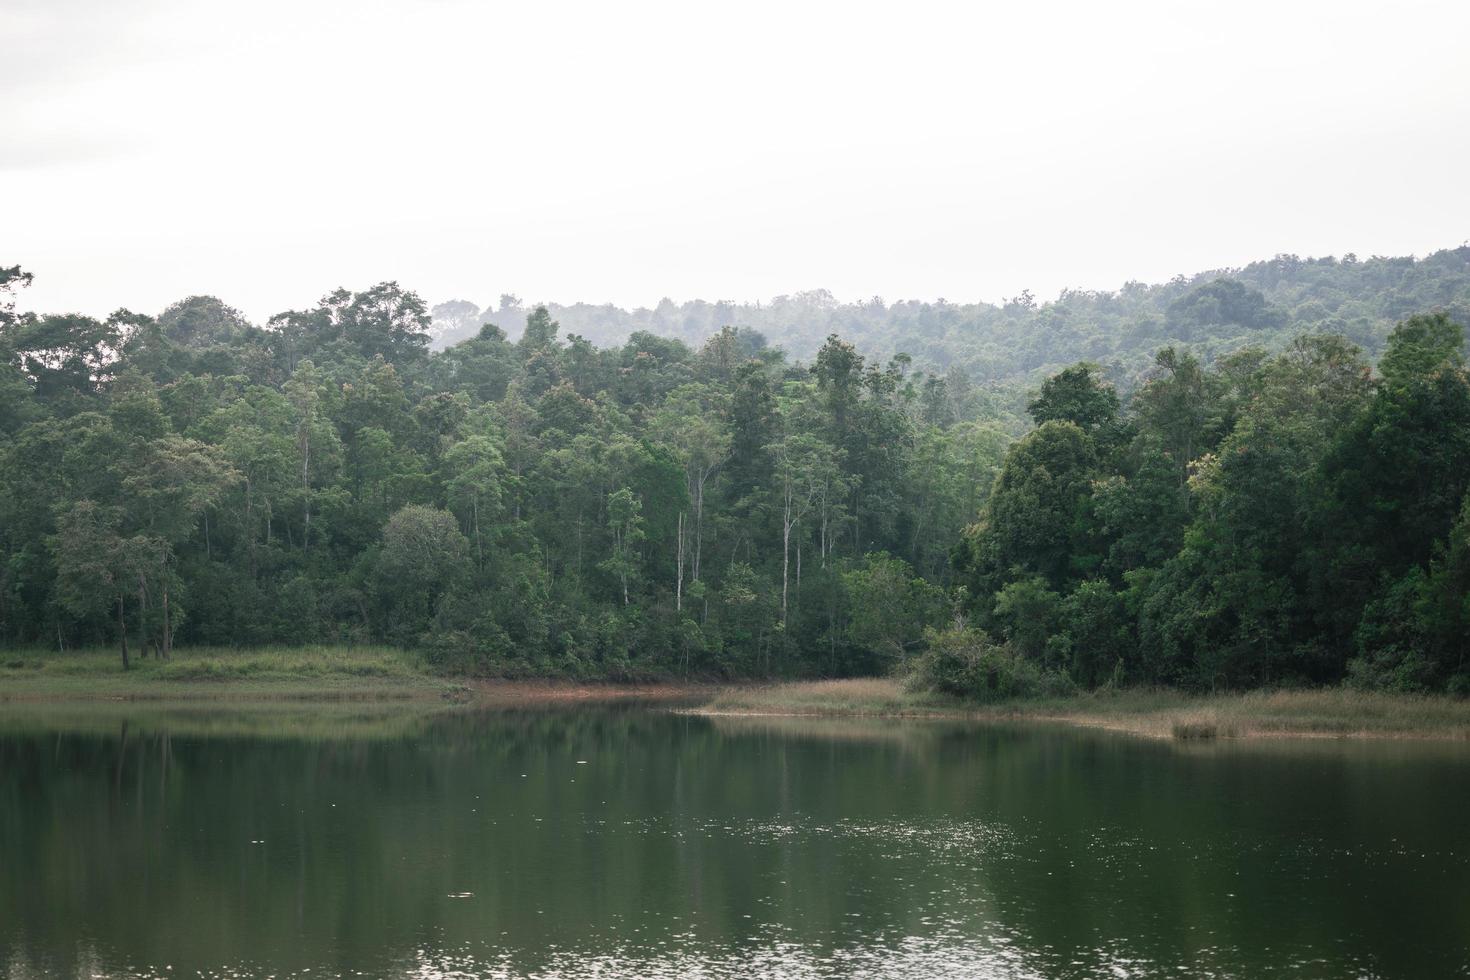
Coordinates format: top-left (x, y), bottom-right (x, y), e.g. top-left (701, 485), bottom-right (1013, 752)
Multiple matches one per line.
top-left (0, 711), bottom-right (1465, 978)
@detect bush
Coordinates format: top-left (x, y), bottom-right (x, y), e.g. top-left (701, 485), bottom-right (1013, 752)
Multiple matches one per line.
top-left (1344, 652), bottom-right (1436, 694)
top-left (904, 626), bottom-right (1075, 702)
top-left (421, 610), bottom-right (516, 676)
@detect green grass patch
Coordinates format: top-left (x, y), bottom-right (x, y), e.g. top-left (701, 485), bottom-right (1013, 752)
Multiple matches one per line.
top-left (0, 645), bottom-right (457, 702)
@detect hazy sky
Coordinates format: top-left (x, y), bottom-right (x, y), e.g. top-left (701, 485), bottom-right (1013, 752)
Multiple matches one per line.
top-left (6, 0), bottom-right (1469, 323)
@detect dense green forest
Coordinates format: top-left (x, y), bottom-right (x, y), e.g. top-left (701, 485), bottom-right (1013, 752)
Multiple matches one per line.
top-left (0, 265), bottom-right (1007, 677)
top-left (946, 317), bottom-right (1470, 697)
top-left (2, 250), bottom-right (1468, 694)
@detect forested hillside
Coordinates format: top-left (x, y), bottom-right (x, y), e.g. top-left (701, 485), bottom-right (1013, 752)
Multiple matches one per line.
top-left (432, 247), bottom-right (1470, 390)
top-left (3, 253), bottom-right (1468, 694)
top-left (0, 267), bottom-right (1006, 677)
top-left (944, 318), bottom-right (1470, 698)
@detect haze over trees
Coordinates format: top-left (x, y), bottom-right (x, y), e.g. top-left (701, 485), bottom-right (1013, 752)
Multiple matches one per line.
top-left (430, 247), bottom-right (1470, 392)
top-left (3, 247), bottom-right (1469, 694)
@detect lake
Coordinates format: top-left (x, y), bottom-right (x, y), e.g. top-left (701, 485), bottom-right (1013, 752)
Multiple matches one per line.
top-left (1, 703), bottom-right (1467, 979)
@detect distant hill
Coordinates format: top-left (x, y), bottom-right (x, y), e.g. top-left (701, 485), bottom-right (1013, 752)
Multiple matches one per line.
top-left (432, 246), bottom-right (1470, 389)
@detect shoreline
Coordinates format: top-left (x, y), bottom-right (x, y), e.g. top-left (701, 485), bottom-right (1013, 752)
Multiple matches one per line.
top-left (4, 649), bottom-right (1470, 741)
top-left (690, 679), bottom-right (1470, 741)
top-left (687, 707), bottom-right (1470, 739)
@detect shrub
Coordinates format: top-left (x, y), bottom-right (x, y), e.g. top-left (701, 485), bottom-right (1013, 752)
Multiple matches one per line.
top-left (1345, 652), bottom-right (1436, 694)
top-left (904, 626), bottom-right (1075, 702)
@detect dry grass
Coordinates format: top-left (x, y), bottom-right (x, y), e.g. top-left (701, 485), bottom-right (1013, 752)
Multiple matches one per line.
top-left (703, 678), bottom-right (952, 717)
top-left (468, 679), bottom-right (717, 707)
top-left (698, 678), bottom-right (1470, 740)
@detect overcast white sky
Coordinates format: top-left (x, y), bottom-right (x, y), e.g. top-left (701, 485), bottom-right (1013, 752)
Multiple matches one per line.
top-left (5, 0), bottom-right (1468, 322)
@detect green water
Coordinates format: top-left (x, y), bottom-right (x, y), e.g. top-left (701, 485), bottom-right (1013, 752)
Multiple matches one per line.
top-left (1, 706), bottom-right (1467, 979)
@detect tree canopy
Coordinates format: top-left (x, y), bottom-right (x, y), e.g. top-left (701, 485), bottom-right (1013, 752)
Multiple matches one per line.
top-left (4, 255), bottom-right (1468, 694)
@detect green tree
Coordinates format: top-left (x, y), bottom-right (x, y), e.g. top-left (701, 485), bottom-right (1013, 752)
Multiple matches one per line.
top-left (601, 488), bottom-right (645, 606)
top-left (770, 433), bottom-right (843, 626)
top-left (1027, 364), bottom-right (1120, 434)
top-left (842, 552), bottom-right (943, 664)
top-left (442, 434), bottom-right (507, 567)
top-left (49, 501), bottom-right (129, 667)
top-left (377, 505), bottom-right (470, 641)
top-left (1378, 312), bottom-right (1464, 386)
top-left (962, 420), bottom-right (1099, 597)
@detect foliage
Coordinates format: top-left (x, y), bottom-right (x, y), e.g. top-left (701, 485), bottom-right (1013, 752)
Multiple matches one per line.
top-left (0, 272), bottom-right (991, 678)
top-left (6, 249), bottom-right (1470, 694)
top-left (427, 247), bottom-right (1470, 407)
top-left (904, 626), bottom-right (1074, 702)
top-left (962, 306), bottom-right (1470, 694)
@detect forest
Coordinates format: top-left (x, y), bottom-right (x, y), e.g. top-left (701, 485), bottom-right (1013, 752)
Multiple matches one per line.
top-left (2, 249), bottom-right (1468, 695)
top-left (430, 247), bottom-right (1470, 394)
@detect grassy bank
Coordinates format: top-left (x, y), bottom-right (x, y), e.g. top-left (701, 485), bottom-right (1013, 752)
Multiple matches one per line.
top-left (700, 678), bottom-right (1470, 740)
top-left (0, 645), bottom-right (459, 701)
top-left (703, 678), bottom-right (953, 716)
top-left (0, 646), bottom-right (719, 706)
top-left (6, 649), bottom-right (1470, 741)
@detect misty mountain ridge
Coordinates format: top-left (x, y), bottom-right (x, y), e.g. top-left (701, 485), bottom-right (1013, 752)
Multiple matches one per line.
top-left (431, 245), bottom-right (1470, 387)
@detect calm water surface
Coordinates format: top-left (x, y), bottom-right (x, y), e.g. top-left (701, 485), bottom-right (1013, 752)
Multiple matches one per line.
top-left (1, 705), bottom-right (1467, 979)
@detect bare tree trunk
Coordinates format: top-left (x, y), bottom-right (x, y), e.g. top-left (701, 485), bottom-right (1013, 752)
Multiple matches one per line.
top-left (301, 429), bottom-right (311, 555)
top-left (692, 471), bottom-right (705, 582)
top-left (473, 495), bottom-right (483, 567)
top-left (781, 519), bottom-right (791, 626)
top-left (117, 595), bottom-right (130, 670)
top-left (137, 576), bottom-right (149, 659)
top-left (161, 577), bottom-right (171, 660)
top-left (821, 505), bottom-right (828, 570)
top-left (675, 511), bottom-right (685, 613)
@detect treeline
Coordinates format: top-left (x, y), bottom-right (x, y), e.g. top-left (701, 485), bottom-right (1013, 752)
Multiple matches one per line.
top-left (939, 315), bottom-right (1470, 697)
top-left (0, 267), bottom-right (1006, 677)
top-left (433, 247), bottom-right (1470, 391)
top-left (5, 263), bottom-right (1468, 694)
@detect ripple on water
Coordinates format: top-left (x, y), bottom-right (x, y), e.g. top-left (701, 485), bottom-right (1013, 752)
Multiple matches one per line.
top-left (608, 812), bottom-right (1025, 859)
